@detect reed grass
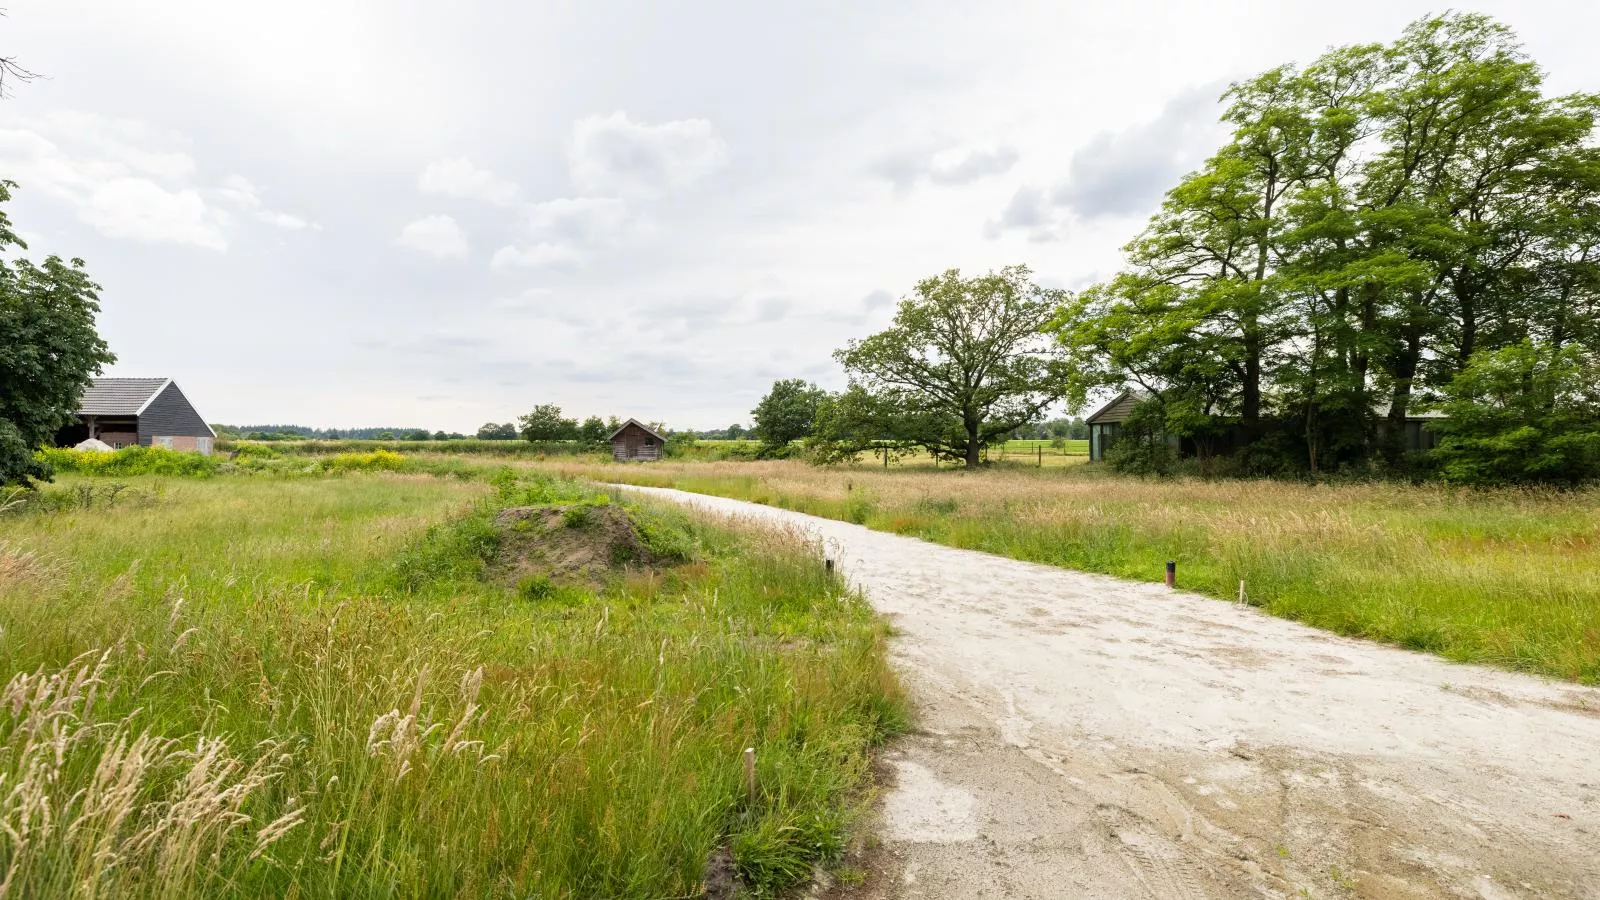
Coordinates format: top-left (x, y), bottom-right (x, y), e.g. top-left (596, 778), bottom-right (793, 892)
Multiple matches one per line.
top-left (0, 472), bottom-right (902, 897)
top-left (534, 459), bottom-right (1600, 684)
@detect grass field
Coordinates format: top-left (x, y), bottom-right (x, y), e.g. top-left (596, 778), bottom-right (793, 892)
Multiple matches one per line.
top-left (0, 469), bottom-right (902, 897)
top-left (530, 459), bottom-right (1600, 684)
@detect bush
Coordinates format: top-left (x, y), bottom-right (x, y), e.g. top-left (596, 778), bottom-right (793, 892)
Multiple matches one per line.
top-left (1104, 400), bottom-right (1178, 476)
top-left (1429, 342), bottom-right (1600, 486)
top-left (321, 450), bottom-right (408, 473)
top-left (35, 446), bottom-right (220, 478)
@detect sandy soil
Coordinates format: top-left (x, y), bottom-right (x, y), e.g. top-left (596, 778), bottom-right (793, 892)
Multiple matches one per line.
top-left (618, 485), bottom-right (1600, 900)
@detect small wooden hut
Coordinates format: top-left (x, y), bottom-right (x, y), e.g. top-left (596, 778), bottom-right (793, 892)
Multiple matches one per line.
top-left (609, 419), bottom-right (666, 462)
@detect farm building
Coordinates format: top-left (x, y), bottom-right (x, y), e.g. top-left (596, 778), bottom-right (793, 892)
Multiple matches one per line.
top-left (609, 419), bottom-right (665, 462)
top-left (1085, 389), bottom-right (1446, 462)
top-left (54, 377), bottom-right (216, 454)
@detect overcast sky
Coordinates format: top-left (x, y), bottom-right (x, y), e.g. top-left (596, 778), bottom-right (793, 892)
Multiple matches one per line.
top-left (3, 1), bottom-right (1598, 431)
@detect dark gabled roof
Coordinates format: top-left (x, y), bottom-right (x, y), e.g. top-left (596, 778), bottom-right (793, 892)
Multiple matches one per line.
top-left (608, 418), bottom-right (667, 442)
top-left (77, 378), bottom-right (173, 416)
top-left (1084, 389), bottom-right (1145, 424)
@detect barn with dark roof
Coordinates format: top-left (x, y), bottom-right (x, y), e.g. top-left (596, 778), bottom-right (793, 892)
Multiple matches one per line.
top-left (55, 377), bottom-right (216, 454)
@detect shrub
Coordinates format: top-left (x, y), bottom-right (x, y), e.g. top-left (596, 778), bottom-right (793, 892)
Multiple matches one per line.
top-left (1429, 342), bottom-right (1600, 486)
top-left (321, 450), bottom-right (408, 473)
top-left (1104, 400), bottom-right (1178, 476)
top-left (34, 446), bottom-right (220, 478)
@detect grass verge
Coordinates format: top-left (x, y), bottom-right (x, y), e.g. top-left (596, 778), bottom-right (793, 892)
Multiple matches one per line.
top-left (0, 470), bottom-right (903, 897)
top-left (529, 458), bottom-right (1600, 684)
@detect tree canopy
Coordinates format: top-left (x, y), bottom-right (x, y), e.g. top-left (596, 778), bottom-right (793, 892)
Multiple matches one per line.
top-left (517, 405), bottom-right (580, 442)
top-left (1054, 13), bottom-right (1600, 478)
top-left (835, 266), bottom-right (1069, 466)
top-left (750, 379), bottom-right (827, 451)
top-left (0, 181), bottom-right (115, 486)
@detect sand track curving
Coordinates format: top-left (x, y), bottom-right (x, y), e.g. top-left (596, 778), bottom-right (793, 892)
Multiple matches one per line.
top-left (618, 485), bottom-right (1600, 900)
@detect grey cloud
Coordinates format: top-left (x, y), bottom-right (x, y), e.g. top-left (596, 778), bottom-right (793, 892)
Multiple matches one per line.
top-left (869, 143), bottom-right (1019, 191)
top-left (983, 186), bottom-right (1056, 241)
top-left (928, 145), bottom-right (1019, 185)
top-left (753, 296), bottom-right (792, 322)
top-left (860, 289), bottom-right (894, 311)
top-left (1052, 83), bottom-right (1226, 220)
top-left (568, 112), bottom-right (728, 198)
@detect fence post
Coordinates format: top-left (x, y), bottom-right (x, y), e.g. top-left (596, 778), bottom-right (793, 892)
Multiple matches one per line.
top-left (1165, 560), bottom-right (1176, 589)
top-left (1038, 445), bottom-right (1042, 467)
top-left (743, 747), bottom-right (757, 802)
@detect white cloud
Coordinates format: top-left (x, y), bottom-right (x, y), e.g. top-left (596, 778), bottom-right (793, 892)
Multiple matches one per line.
top-left (80, 177), bottom-right (227, 249)
top-left (490, 242), bottom-right (581, 270)
top-left (568, 111), bottom-right (728, 197)
top-left (213, 175), bottom-right (315, 230)
top-left (870, 143), bottom-right (1020, 190)
top-left (493, 288), bottom-right (555, 311)
top-left (418, 157), bottom-right (519, 205)
top-left (397, 214), bottom-right (469, 258)
top-left (492, 196), bottom-right (636, 270)
top-left (0, 112), bottom-right (310, 248)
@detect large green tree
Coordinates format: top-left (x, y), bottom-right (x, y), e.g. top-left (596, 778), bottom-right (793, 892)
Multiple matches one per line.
top-left (1056, 13), bottom-right (1600, 477)
top-left (0, 181), bottom-right (116, 486)
top-left (750, 379), bottom-right (826, 450)
top-left (837, 266), bottom-right (1069, 466)
top-left (517, 404), bottom-right (579, 441)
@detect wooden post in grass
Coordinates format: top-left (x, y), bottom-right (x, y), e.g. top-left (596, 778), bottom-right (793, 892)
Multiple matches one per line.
top-left (743, 748), bottom-right (757, 802)
top-left (1038, 445), bottom-right (1042, 467)
top-left (1165, 560), bottom-right (1176, 589)
top-left (825, 558), bottom-right (834, 576)
top-left (1238, 580), bottom-right (1246, 604)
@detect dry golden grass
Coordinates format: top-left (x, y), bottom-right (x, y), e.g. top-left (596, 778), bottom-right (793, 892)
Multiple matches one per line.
top-left (534, 459), bottom-right (1600, 683)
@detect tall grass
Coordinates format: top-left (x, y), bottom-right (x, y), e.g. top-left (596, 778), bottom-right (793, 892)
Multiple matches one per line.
top-left (534, 459), bottom-right (1600, 684)
top-left (0, 473), bottom-right (902, 897)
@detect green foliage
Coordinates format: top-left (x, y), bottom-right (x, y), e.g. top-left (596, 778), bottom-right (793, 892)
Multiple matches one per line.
top-left (587, 460), bottom-right (1600, 683)
top-left (36, 446), bottom-right (220, 478)
top-left (751, 379), bottom-right (827, 450)
top-left (1103, 400), bottom-right (1179, 476)
top-left (1430, 342), bottom-right (1600, 485)
top-left (0, 181), bottom-right (117, 486)
top-left (475, 422), bottom-right (519, 440)
top-left (518, 404), bottom-right (580, 442)
top-left (0, 473), bottom-right (902, 895)
top-left (837, 266), bottom-right (1069, 467)
top-left (1054, 13), bottom-right (1600, 482)
top-left (321, 449), bottom-right (408, 472)
top-left (577, 415), bottom-right (609, 444)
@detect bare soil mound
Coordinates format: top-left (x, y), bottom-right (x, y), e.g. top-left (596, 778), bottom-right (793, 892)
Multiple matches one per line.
top-left (490, 503), bottom-right (656, 590)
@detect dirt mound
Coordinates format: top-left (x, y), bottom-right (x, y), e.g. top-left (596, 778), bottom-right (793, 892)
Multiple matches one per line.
top-left (490, 503), bottom-right (654, 590)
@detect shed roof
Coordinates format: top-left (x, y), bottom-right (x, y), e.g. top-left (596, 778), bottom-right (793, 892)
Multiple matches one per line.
top-left (1084, 389), bottom-right (1144, 425)
top-left (77, 378), bottom-right (172, 416)
top-left (607, 418), bottom-right (667, 442)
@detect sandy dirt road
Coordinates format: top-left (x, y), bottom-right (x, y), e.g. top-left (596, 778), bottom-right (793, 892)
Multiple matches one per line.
top-left (618, 485), bottom-right (1600, 900)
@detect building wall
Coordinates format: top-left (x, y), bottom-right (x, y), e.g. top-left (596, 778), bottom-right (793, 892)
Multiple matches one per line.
top-left (137, 383), bottom-right (214, 453)
top-left (611, 423), bottom-right (662, 461)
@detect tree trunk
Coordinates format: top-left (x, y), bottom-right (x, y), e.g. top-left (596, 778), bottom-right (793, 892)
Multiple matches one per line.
top-left (964, 419), bottom-right (982, 467)
top-left (1384, 328), bottom-right (1424, 464)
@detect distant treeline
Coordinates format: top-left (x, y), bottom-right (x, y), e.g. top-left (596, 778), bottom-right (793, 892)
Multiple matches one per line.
top-left (213, 425), bottom-right (469, 441)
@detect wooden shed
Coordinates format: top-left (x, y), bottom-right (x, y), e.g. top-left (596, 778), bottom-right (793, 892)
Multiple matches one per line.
top-left (609, 419), bottom-right (666, 462)
top-left (1085, 389), bottom-right (1141, 461)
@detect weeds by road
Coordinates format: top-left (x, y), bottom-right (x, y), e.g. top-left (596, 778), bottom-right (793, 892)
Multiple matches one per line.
top-left (0, 471), bottom-right (902, 897)
top-left (536, 459), bottom-right (1600, 684)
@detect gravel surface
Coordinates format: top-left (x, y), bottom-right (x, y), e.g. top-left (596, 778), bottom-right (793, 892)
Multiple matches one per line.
top-left (621, 485), bottom-right (1600, 899)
